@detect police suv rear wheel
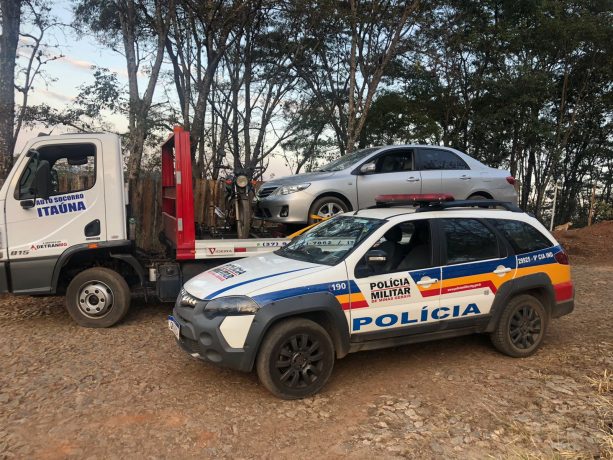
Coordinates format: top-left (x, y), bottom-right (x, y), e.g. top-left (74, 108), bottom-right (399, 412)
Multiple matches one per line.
top-left (256, 318), bottom-right (335, 399)
top-left (66, 267), bottom-right (131, 328)
top-left (490, 294), bottom-right (548, 357)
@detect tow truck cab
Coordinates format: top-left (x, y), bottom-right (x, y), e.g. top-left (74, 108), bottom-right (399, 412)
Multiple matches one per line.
top-left (0, 128), bottom-right (292, 327)
top-left (0, 133), bottom-right (129, 296)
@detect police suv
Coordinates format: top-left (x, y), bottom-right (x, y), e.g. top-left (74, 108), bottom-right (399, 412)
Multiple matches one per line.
top-left (169, 195), bottom-right (574, 399)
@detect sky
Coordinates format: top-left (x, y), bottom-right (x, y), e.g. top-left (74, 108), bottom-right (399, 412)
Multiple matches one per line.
top-left (15, 1), bottom-right (292, 179)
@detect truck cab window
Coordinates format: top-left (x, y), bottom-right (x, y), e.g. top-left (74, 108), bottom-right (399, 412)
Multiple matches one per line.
top-left (16, 143), bottom-right (97, 199)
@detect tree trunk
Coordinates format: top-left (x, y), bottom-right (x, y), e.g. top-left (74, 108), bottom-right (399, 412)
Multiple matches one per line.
top-left (0, 0), bottom-right (21, 179)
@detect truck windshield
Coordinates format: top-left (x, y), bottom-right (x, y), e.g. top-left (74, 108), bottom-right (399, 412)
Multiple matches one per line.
top-left (318, 147), bottom-right (379, 172)
top-left (276, 216), bottom-right (383, 266)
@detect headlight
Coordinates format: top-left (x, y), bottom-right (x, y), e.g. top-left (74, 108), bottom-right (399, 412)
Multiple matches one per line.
top-left (236, 175), bottom-right (249, 188)
top-left (274, 183), bottom-right (311, 195)
top-left (176, 287), bottom-right (200, 308)
top-left (204, 296), bottom-right (260, 317)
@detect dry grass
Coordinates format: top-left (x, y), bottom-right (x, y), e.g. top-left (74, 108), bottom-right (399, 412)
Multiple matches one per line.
top-left (587, 369), bottom-right (613, 459)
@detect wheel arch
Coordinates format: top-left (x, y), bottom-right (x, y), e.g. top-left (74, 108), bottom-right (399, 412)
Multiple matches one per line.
top-left (468, 191), bottom-right (493, 200)
top-left (244, 292), bottom-right (351, 371)
top-left (52, 241), bottom-right (144, 294)
top-left (311, 192), bottom-right (354, 212)
top-left (485, 274), bottom-right (555, 333)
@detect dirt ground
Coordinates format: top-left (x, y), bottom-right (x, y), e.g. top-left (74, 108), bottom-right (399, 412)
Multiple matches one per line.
top-left (1, 226), bottom-right (612, 459)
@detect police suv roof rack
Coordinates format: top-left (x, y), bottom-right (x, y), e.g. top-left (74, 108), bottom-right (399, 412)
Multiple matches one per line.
top-left (372, 194), bottom-right (523, 213)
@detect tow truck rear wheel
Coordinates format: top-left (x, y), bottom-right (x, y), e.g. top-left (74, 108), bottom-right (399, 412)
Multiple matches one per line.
top-left (490, 294), bottom-right (548, 357)
top-left (256, 318), bottom-right (335, 399)
top-left (66, 267), bottom-right (131, 328)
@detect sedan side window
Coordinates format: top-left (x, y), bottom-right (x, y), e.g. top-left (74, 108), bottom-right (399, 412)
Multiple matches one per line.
top-left (418, 149), bottom-right (468, 170)
top-left (442, 218), bottom-right (499, 264)
top-left (374, 150), bottom-right (413, 173)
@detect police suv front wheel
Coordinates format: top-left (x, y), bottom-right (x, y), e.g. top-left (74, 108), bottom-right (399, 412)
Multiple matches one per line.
top-left (66, 267), bottom-right (131, 328)
top-left (490, 294), bottom-right (548, 357)
top-left (256, 318), bottom-right (335, 399)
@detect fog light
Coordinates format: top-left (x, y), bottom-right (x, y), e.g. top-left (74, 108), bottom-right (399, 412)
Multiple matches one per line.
top-left (280, 206), bottom-right (289, 217)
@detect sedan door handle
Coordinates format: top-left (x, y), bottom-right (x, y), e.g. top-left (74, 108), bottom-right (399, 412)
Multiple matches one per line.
top-left (416, 277), bottom-right (438, 286)
top-left (460, 175), bottom-right (472, 180)
top-left (493, 266), bottom-right (512, 276)
top-left (406, 176), bottom-right (420, 182)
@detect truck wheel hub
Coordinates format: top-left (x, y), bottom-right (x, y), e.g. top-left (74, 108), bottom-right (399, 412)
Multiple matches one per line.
top-left (78, 281), bottom-right (113, 317)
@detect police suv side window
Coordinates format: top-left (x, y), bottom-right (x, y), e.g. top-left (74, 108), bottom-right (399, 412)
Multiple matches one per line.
top-left (418, 149), bottom-right (468, 170)
top-left (489, 219), bottom-right (552, 254)
top-left (442, 219), bottom-right (499, 264)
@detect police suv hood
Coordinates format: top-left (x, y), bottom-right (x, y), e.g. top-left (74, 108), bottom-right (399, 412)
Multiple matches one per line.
top-left (183, 253), bottom-right (327, 300)
top-left (262, 170), bottom-right (339, 188)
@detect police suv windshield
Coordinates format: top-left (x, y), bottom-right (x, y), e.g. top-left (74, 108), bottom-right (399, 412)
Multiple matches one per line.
top-left (276, 215), bottom-right (383, 266)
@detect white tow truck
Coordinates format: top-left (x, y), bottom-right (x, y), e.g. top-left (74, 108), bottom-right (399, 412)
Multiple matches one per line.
top-left (0, 127), bottom-right (294, 327)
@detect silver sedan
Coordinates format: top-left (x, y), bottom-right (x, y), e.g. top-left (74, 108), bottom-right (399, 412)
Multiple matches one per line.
top-left (255, 145), bottom-right (517, 224)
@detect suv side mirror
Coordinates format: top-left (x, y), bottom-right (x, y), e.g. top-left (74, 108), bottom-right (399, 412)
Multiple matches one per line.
top-left (34, 160), bottom-right (51, 201)
top-left (360, 162), bottom-right (376, 175)
top-left (365, 249), bottom-right (387, 265)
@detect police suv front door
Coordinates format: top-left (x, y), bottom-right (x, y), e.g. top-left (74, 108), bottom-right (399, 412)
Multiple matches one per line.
top-left (438, 218), bottom-right (516, 323)
top-left (348, 219), bottom-right (444, 338)
top-left (5, 139), bottom-right (106, 293)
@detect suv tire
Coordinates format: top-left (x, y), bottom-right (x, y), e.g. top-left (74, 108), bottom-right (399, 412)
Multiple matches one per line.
top-left (256, 318), bottom-right (335, 399)
top-left (308, 196), bottom-right (348, 224)
top-left (66, 267), bottom-right (131, 328)
top-left (490, 294), bottom-right (548, 357)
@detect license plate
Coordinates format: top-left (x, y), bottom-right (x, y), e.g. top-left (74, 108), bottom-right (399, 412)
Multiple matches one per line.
top-left (168, 316), bottom-right (180, 340)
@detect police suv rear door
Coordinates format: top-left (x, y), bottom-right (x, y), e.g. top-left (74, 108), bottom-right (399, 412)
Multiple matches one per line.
top-left (437, 218), bottom-right (516, 325)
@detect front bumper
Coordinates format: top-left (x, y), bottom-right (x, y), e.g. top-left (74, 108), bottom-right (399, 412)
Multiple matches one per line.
top-left (254, 192), bottom-right (312, 224)
top-left (172, 305), bottom-right (255, 372)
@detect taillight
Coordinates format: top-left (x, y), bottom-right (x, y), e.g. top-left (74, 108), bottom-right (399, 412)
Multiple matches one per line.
top-left (555, 251), bottom-right (569, 265)
top-left (506, 176), bottom-right (516, 185)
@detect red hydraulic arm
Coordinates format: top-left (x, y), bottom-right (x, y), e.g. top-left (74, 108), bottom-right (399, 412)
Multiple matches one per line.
top-left (161, 127), bottom-right (195, 260)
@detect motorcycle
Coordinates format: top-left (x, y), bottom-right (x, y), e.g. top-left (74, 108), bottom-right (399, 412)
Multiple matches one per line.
top-left (221, 167), bottom-right (259, 239)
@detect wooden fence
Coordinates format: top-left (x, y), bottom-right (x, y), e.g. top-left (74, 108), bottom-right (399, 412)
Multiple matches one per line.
top-left (132, 176), bottom-right (255, 252)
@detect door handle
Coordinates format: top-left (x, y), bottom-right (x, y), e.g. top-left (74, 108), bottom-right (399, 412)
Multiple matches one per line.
top-left (493, 266), bottom-right (512, 276)
top-left (416, 277), bottom-right (438, 286)
top-left (406, 177), bottom-right (420, 182)
top-left (460, 175), bottom-right (472, 180)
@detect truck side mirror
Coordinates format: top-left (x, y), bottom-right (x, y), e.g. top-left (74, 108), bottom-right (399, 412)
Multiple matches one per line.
top-left (360, 162), bottom-right (376, 175)
top-left (34, 160), bottom-right (51, 201)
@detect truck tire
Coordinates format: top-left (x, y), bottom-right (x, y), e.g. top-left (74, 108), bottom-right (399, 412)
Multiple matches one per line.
top-left (308, 196), bottom-right (348, 224)
top-left (490, 294), bottom-right (548, 357)
top-left (65, 267), bottom-right (131, 328)
top-left (256, 318), bottom-right (335, 399)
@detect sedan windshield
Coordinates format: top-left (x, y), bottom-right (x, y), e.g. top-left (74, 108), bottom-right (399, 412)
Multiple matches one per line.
top-left (276, 215), bottom-right (383, 266)
top-left (318, 147), bottom-right (379, 172)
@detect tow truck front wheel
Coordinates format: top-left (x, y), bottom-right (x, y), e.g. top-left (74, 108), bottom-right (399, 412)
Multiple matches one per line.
top-left (256, 318), bottom-right (335, 399)
top-left (66, 267), bottom-right (131, 328)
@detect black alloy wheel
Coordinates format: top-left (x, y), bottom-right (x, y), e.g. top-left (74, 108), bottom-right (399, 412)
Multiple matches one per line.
top-left (509, 304), bottom-right (542, 350)
top-left (256, 318), bottom-right (335, 399)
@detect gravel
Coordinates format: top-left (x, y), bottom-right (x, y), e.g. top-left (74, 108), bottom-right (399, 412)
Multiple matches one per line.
top-left (0, 264), bottom-right (611, 458)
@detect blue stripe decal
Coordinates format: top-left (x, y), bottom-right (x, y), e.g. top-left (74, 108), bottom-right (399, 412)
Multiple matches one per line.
top-left (253, 279), bottom-right (358, 304)
top-left (207, 267), bottom-right (313, 299)
top-left (516, 245), bottom-right (561, 268)
top-left (442, 255), bottom-right (517, 279)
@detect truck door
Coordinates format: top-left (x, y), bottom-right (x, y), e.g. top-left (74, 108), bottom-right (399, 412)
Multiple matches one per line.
top-left (5, 139), bottom-right (106, 294)
top-left (356, 148), bottom-right (421, 208)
